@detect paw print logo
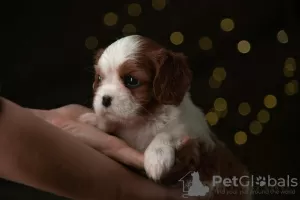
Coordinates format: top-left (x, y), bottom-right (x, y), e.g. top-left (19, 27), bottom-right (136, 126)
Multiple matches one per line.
top-left (256, 176), bottom-right (266, 187)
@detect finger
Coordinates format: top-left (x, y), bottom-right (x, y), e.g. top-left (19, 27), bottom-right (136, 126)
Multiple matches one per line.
top-left (102, 143), bottom-right (144, 169)
top-left (27, 108), bottom-right (57, 121)
top-left (53, 105), bottom-right (93, 119)
top-left (53, 120), bottom-right (144, 169)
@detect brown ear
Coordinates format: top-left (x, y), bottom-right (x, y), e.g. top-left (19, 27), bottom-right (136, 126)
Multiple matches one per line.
top-left (153, 49), bottom-right (192, 105)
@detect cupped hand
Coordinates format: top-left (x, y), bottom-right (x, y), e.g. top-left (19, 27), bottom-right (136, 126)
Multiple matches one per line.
top-left (28, 104), bottom-right (144, 169)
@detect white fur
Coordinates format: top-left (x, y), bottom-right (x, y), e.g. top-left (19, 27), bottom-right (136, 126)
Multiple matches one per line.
top-left (80, 35), bottom-right (216, 181)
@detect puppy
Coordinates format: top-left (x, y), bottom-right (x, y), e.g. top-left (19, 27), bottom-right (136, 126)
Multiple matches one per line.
top-left (79, 35), bottom-right (216, 181)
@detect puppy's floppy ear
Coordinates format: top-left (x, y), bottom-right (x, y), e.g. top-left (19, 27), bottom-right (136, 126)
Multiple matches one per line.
top-left (152, 49), bottom-right (192, 105)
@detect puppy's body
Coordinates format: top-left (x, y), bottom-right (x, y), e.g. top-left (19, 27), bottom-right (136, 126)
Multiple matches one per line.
top-left (80, 35), bottom-right (216, 181)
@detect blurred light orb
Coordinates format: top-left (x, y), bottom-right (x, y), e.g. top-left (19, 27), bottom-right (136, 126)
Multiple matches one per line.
top-left (104, 12), bottom-right (118, 26)
top-left (128, 3), bottom-right (142, 16)
top-left (220, 18), bottom-right (235, 32)
top-left (85, 36), bottom-right (98, 50)
top-left (170, 32), bottom-right (184, 45)
top-left (199, 37), bottom-right (213, 50)
top-left (257, 109), bottom-right (270, 123)
top-left (249, 120), bottom-right (263, 135)
top-left (277, 30), bottom-right (288, 44)
top-left (238, 102), bottom-right (251, 116)
top-left (213, 67), bottom-right (226, 81)
top-left (214, 98), bottom-right (227, 112)
top-left (122, 24), bottom-right (137, 36)
top-left (205, 112), bottom-right (219, 126)
top-left (209, 76), bottom-right (222, 88)
top-left (285, 80), bottom-right (298, 96)
top-left (152, 0), bottom-right (166, 10)
top-left (234, 131), bottom-right (247, 145)
top-left (284, 57), bottom-right (297, 72)
top-left (264, 95), bottom-right (277, 109)
top-left (283, 68), bottom-right (294, 77)
top-left (237, 40), bottom-right (251, 54)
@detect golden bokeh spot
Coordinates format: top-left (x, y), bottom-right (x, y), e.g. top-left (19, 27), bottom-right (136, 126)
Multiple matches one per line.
top-left (220, 18), bottom-right (235, 32)
top-left (237, 40), bottom-right (251, 54)
top-left (213, 67), bottom-right (226, 81)
top-left (199, 37), bottom-right (213, 50)
top-left (103, 12), bottom-right (118, 26)
top-left (277, 30), bottom-right (288, 44)
top-left (170, 32), bottom-right (184, 45)
top-left (205, 112), bottom-right (219, 126)
top-left (209, 76), bottom-right (222, 88)
top-left (122, 24), bottom-right (137, 36)
top-left (263, 95), bottom-right (277, 109)
top-left (283, 68), bottom-right (294, 77)
top-left (234, 131), bottom-right (247, 145)
top-left (238, 102), bottom-right (251, 116)
top-left (128, 3), bottom-right (142, 17)
top-left (284, 57), bottom-right (297, 71)
top-left (152, 0), bottom-right (166, 10)
top-left (257, 109), bottom-right (270, 123)
top-left (215, 109), bottom-right (228, 118)
top-left (214, 98), bottom-right (227, 112)
top-left (284, 80), bottom-right (299, 96)
top-left (85, 36), bottom-right (98, 50)
top-left (249, 121), bottom-right (263, 135)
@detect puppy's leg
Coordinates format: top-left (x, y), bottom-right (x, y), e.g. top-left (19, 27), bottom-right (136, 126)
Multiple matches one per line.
top-left (144, 132), bottom-right (178, 181)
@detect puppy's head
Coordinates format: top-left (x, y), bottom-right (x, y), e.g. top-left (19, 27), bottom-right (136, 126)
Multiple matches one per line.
top-left (92, 35), bottom-right (192, 121)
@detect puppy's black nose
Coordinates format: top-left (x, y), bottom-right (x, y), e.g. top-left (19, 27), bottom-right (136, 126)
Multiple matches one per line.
top-left (102, 95), bottom-right (112, 107)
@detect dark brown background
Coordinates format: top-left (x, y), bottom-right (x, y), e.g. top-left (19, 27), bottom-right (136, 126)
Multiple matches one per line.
top-left (0, 0), bottom-right (299, 199)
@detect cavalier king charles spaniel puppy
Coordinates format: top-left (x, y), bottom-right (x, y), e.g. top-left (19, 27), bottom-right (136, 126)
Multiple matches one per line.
top-left (79, 35), bottom-right (216, 181)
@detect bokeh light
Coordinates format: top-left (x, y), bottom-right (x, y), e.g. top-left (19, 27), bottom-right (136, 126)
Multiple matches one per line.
top-left (214, 98), bottom-right (227, 112)
top-left (238, 102), bottom-right (251, 116)
top-left (234, 131), bottom-right (247, 145)
top-left (284, 80), bottom-right (299, 96)
top-left (220, 18), bottom-right (235, 32)
top-left (209, 76), bottom-right (222, 88)
top-left (104, 12), bottom-right (118, 26)
top-left (128, 3), bottom-right (142, 17)
top-left (283, 68), bottom-right (295, 77)
top-left (213, 67), bottom-right (226, 82)
top-left (152, 0), bottom-right (166, 10)
top-left (237, 40), bottom-right (251, 54)
top-left (206, 111), bottom-right (219, 126)
top-left (257, 109), bottom-right (270, 123)
top-left (122, 24), bottom-right (137, 36)
top-left (170, 32), bottom-right (184, 45)
top-left (85, 36), bottom-right (98, 50)
top-left (284, 57), bottom-right (297, 77)
top-left (277, 30), bottom-right (288, 44)
top-left (199, 37), bottom-right (213, 50)
top-left (210, 107), bottom-right (228, 119)
top-left (249, 120), bottom-right (263, 135)
top-left (263, 95), bottom-right (277, 109)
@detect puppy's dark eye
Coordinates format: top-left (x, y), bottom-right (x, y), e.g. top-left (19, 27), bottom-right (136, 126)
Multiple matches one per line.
top-left (123, 75), bottom-right (140, 88)
top-left (98, 75), bottom-right (102, 82)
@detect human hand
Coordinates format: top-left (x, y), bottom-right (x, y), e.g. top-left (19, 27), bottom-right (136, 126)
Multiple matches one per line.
top-left (28, 104), bottom-right (144, 169)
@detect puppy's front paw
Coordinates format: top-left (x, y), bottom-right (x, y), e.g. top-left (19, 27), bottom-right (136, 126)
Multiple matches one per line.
top-left (144, 145), bottom-right (175, 181)
top-left (78, 113), bottom-right (98, 126)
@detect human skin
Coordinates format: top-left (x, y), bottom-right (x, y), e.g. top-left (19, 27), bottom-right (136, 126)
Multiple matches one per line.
top-left (0, 97), bottom-right (198, 200)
